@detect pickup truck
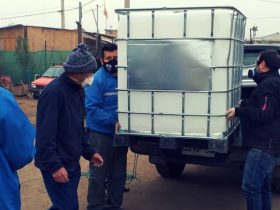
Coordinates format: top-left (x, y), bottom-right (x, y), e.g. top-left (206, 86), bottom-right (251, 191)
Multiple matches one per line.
top-left (115, 7), bottom-right (280, 192)
top-left (125, 43), bottom-right (280, 189)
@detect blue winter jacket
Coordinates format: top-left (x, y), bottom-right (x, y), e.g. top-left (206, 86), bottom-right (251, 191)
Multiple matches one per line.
top-left (85, 67), bottom-right (118, 135)
top-left (0, 87), bottom-right (35, 210)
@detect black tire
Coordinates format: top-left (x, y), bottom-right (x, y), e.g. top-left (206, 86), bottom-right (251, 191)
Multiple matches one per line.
top-left (155, 162), bottom-right (185, 178)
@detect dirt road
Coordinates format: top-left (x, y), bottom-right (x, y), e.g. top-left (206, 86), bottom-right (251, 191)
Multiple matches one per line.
top-left (17, 97), bottom-right (280, 210)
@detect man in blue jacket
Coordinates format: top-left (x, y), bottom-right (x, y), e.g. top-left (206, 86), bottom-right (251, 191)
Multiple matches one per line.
top-left (0, 86), bottom-right (35, 210)
top-left (85, 43), bottom-right (128, 210)
top-left (35, 43), bottom-right (103, 210)
top-left (226, 49), bottom-right (280, 210)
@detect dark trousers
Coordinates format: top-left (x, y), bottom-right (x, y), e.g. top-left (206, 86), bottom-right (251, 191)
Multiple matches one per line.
top-left (41, 167), bottom-right (81, 210)
top-left (87, 131), bottom-right (128, 210)
top-left (242, 148), bottom-right (277, 210)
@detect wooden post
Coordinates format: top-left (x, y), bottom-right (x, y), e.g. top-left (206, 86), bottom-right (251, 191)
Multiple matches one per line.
top-left (125, 0), bottom-right (130, 8)
top-left (77, 2), bottom-right (83, 43)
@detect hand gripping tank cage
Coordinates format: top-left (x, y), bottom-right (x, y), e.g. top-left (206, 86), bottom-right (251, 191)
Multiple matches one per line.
top-left (115, 7), bottom-right (246, 148)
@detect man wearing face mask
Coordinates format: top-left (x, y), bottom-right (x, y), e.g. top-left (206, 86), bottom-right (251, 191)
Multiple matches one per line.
top-left (35, 43), bottom-right (104, 210)
top-left (226, 49), bottom-right (280, 210)
top-left (85, 43), bottom-right (128, 210)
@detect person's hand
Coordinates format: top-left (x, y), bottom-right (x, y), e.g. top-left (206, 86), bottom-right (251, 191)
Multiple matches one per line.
top-left (225, 108), bottom-right (236, 120)
top-left (52, 167), bottom-right (69, 183)
top-left (115, 121), bottom-right (121, 133)
top-left (91, 153), bottom-right (103, 167)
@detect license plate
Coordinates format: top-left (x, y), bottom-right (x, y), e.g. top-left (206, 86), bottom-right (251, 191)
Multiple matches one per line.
top-left (182, 147), bottom-right (215, 157)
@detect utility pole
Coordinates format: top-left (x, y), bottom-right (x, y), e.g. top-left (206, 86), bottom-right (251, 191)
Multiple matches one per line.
top-left (61, 0), bottom-right (65, 29)
top-left (92, 9), bottom-right (98, 33)
top-left (76, 2), bottom-right (83, 43)
top-left (92, 6), bottom-right (100, 55)
top-left (44, 41), bottom-right (47, 71)
top-left (124, 0), bottom-right (130, 8)
top-left (96, 4), bottom-right (99, 34)
top-left (249, 26), bottom-right (258, 44)
top-left (96, 5), bottom-right (101, 52)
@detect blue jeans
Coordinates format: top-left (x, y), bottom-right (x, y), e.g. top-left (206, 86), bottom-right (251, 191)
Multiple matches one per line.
top-left (87, 131), bottom-right (128, 210)
top-left (242, 148), bottom-right (277, 210)
top-left (41, 167), bottom-right (81, 210)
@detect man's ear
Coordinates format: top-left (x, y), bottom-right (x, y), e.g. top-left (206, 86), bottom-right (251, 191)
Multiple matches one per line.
top-left (260, 61), bottom-right (269, 72)
top-left (100, 58), bottom-right (104, 65)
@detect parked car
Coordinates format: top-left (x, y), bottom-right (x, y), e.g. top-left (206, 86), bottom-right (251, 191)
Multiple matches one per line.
top-left (29, 65), bottom-right (64, 99)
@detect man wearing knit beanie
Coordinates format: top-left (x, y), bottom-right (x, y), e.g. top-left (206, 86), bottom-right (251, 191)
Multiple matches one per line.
top-left (85, 43), bottom-right (128, 210)
top-left (35, 43), bottom-right (103, 210)
top-left (226, 49), bottom-right (280, 210)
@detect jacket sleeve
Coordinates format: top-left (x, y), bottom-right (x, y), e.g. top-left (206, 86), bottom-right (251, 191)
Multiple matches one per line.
top-left (81, 132), bottom-right (96, 161)
top-left (85, 76), bottom-right (117, 127)
top-left (0, 89), bottom-right (35, 171)
top-left (35, 90), bottom-right (63, 173)
top-left (236, 85), bottom-right (279, 123)
top-left (240, 99), bottom-right (248, 107)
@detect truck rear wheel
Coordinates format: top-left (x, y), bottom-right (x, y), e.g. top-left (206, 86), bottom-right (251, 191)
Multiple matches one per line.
top-left (155, 162), bottom-right (185, 178)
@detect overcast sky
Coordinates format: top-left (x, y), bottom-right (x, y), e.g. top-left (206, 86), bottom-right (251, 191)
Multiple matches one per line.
top-left (0, 0), bottom-right (280, 39)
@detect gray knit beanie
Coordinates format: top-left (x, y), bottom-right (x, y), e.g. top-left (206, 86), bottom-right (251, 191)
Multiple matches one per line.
top-left (63, 43), bottom-right (97, 73)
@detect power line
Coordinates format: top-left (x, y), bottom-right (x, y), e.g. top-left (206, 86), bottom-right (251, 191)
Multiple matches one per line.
top-left (0, 6), bottom-right (61, 16)
top-left (84, 4), bottom-right (104, 14)
top-left (0, 10), bottom-right (60, 21)
top-left (0, 0), bottom-right (97, 21)
top-left (65, 0), bottom-right (97, 12)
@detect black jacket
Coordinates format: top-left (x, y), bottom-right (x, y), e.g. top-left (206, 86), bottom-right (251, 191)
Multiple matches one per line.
top-left (236, 71), bottom-right (280, 156)
top-left (35, 73), bottom-right (95, 173)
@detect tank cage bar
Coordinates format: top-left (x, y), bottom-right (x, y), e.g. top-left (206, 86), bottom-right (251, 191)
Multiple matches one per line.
top-left (116, 6), bottom-right (245, 140)
top-left (116, 6), bottom-right (246, 40)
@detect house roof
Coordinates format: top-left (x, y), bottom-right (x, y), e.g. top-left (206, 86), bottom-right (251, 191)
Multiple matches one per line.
top-left (0, 24), bottom-right (115, 40)
top-left (0, 24), bottom-right (76, 32)
top-left (254, 32), bottom-right (280, 42)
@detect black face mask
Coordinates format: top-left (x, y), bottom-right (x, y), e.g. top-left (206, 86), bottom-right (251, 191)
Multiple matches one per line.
top-left (248, 68), bottom-right (258, 79)
top-left (252, 69), bottom-right (263, 84)
top-left (248, 66), bottom-right (271, 85)
top-left (248, 59), bottom-right (262, 84)
top-left (103, 58), bottom-right (117, 73)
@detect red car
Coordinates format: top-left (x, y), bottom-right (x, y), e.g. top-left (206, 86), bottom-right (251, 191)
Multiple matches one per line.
top-left (30, 65), bottom-right (64, 99)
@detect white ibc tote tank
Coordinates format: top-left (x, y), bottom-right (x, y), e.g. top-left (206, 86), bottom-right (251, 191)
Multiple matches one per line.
top-left (116, 7), bottom-right (246, 139)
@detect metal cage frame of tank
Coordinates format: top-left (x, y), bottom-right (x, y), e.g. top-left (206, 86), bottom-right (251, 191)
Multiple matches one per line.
top-left (115, 6), bottom-right (246, 141)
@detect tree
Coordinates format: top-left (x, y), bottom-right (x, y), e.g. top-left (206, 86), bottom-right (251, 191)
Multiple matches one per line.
top-left (14, 36), bottom-right (30, 83)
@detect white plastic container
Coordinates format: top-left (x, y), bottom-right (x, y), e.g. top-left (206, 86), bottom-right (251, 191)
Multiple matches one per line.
top-left (116, 7), bottom-right (246, 139)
